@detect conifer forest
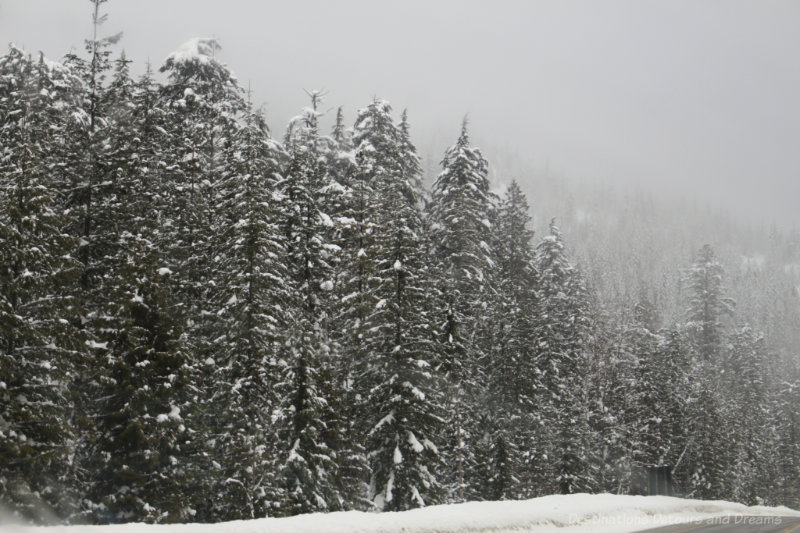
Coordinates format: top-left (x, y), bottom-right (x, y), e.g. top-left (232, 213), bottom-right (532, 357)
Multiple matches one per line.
top-left (2, 1), bottom-right (800, 525)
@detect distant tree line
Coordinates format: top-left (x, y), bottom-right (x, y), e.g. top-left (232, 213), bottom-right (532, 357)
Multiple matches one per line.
top-left (1, 1), bottom-right (799, 524)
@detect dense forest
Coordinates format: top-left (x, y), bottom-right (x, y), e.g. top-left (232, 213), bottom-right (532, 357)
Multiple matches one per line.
top-left (2, 2), bottom-right (800, 525)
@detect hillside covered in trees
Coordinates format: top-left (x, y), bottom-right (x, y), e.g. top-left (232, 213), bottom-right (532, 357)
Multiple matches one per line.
top-left (2, 3), bottom-right (800, 525)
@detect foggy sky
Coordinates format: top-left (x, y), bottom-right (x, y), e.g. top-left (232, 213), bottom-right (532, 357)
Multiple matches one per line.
top-left (2, 0), bottom-right (799, 228)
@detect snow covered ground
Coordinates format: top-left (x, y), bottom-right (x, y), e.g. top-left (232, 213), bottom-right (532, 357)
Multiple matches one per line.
top-left (6, 494), bottom-right (800, 533)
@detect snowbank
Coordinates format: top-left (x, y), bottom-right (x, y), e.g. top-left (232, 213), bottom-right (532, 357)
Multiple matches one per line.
top-left (8, 494), bottom-right (800, 533)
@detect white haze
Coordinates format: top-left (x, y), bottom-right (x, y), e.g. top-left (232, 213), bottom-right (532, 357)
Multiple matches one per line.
top-left (1, 0), bottom-right (798, 228)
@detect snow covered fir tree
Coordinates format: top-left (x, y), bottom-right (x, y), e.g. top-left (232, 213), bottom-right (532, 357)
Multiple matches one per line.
top-left (2, 3), bottom-right (800, 524)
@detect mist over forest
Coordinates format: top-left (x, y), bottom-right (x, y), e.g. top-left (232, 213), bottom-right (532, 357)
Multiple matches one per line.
top-left (2, 0), bottom-right (800, 526)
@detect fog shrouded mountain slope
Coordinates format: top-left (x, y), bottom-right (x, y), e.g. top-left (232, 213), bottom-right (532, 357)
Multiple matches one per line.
top-left (456, 149), bottom-right (800, 362)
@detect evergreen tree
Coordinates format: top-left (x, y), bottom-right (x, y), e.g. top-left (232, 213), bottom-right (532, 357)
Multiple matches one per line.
top-left (485, 181), bottom-right (538, 499)
top-left (336, 99), bottom-right (393, 424)
top-left (0, 45), bottom-right (84, 524)
top-left (325, 106), bottom-right (359, 389)
top-left (774, 375), bottom-right (800, 508)
top-left (634, 328), bottom-right (691, 493)
top-left (684, 362), bottom-right (727, 500)
top-left (685, 244), bottom-right (735, 361)
top-left (54, 4), bottom-right (134, 517)
top-left (60, 0), bottom-right (122, 291)
top-left (354, 103), bottom-right (445, 510)
top-left (277, 94), bottom-right (351, 514)
top-left (87, 242), bottom-right (194, 523)
top-left (682, 244), bottom-right (735, 500)
top-left (158, 37), bottom-right (247, 369)
top-left (683, 305), bottom-right (718, 494)
top-left (722, 325), bottom-right (769, 504)
top-left (533, 221), bottom-right (597, 495)
top-left (427, 119), bottom-right (497, 501)
top-left (206, 107), bottom-right (287, 520)
top-left (322, 105), bottom-right (371, 510)
top-left (586, 310), bottom-right (639, 495)
top-left (156, 42), bottom-right (253, 520)
top-left (80, 51), bottom-right (199, 523)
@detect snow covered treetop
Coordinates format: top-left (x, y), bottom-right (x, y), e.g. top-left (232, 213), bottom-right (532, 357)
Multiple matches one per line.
top-left (4, 43), bottom-right (69, 78)
top-left (356, 98), bottom-right (392, 118)
top-left (1, 44), bottom-right (81, 94)
top-left (7, 42), bottom-right (26, 57)
top-left (160, 37), bottom-right (239, 86)
top-left (163, 37), bottom-right (221, 67)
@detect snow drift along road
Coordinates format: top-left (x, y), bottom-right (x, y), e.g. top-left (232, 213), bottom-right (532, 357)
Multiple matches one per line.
top-left (7, 493), bottom-right (800, 533)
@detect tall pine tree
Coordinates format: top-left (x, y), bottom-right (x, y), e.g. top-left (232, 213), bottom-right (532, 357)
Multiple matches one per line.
top-left (427, 119), bottom-right (497, 501)
top-left (354, 103), bottom-right (445, 510)
top-left (0, 45), bottom-right (84, 524)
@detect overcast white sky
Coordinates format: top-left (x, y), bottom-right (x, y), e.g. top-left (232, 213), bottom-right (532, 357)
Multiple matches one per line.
top-left (2, 0), bottom-right (799, 227)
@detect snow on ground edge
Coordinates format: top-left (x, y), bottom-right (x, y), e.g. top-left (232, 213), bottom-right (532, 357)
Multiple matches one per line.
top-left (7, 493), bottom-right (800, 533)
